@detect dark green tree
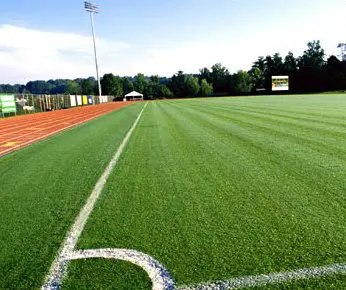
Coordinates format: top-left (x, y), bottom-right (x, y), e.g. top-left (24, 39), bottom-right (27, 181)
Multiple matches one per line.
top-left (298, 40), bottom-right (325, 69)
top-left (253, 56), bottom-right (266, 72)
top-left (248, 67), bottom-right (265, 91)
top-left (169, 71), bottom-right (187, 98)
top-left (283, 52), bottom-right (297, 73)
top-left (0, 84), bottom-right (20, 93)
top-left (272, 53), bottom-right (284, 74)
top-left (134, 73), bottom-right (146, 93)
top-left (100, 74), bottom-right (123, 97)
top-left (199, 79), bottom-right (213, 97)
top-left (295, 40), bottom-right (326, 92)
top-left (101, 73), bottom-right (116, 95)
top-left (25, 80), bottom-right (53, 94)
top-left (146, 75), bottom-right (162, 98)
top-left (185, 75), bottom-right (200, 97)
top-left (158, 85), bottom-right (173, 98)
top-left (65, 80), bottom-right (81, 95)
top-left (113, 76), bottom-right (124, 97)
top-left (211, 63), bottom-right (229, 93)
top-left (121, 77), bottom-right (134, 95)
top-left (81, 77), bottom-right (96, 95)
top-left (233, 70), bottom-right (252, 94)
top-left (199, 67), bottom-right (212, 84)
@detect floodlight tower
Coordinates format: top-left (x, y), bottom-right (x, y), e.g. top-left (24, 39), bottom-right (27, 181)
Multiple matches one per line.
top-left (337, 43), bottom-right (346, 61)
top-left (84, 1), bottom-right (102, 100)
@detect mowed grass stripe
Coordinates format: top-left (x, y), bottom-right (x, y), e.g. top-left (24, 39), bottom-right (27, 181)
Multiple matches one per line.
top-left (199, 102), bottom-right (346, 135)
top-left (181, 96), bottom-right (346, 130)
top-left (64, 96), bottom-right (345, 288)
top-left (226, 95), bottom-right (346, 112)
top-left (173, 99), bottom-right (346, 213)
top-left (228, 104), bottom-right (346, 127)
top-left (165, 100), bottom-right (346, 235)
top-left (0, 103), bottom-right (144, 290)
top-left (162, 97), bottom-right (346, 286)
top-left (171, 100), bottom-right (345, 166)
top-left (183, 97), bottom-right (346, 134)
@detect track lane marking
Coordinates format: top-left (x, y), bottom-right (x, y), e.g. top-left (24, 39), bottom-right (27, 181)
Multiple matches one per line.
top-left (0, 114), bottom-right (103, 157)
top-left (0, 141), bottom-right (21, 147)
top-left (0, 104), bottom-right (132, 157)
top-left (0, 107), bottom-right (118, 141)
top-left (0, 102), bottom-right (130, 135)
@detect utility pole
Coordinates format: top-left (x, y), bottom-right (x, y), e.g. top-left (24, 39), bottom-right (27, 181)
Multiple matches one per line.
top-left (337, 43), bottom-right (346, 61)
top-left (84, 2), bottom-right (102, 101)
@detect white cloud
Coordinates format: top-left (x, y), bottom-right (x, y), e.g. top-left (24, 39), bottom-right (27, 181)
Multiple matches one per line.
top-left (0, 8), bottom-right (344, 85)
top-left (0, 24), bottom-right (130, 84)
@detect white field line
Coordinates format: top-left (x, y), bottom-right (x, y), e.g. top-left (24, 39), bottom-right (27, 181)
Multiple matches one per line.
top-left (178, 263), bottom-right (346, 289)
top-left (42, 103), bottom-right (153, 289)
top-left (66, 249), bottom-right (175, 290)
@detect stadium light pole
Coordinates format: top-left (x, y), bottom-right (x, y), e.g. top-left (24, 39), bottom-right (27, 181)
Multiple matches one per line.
top-left (84, 1), bottom-right (102, 101)
top-left (337, 43), bottom-right (346, 61)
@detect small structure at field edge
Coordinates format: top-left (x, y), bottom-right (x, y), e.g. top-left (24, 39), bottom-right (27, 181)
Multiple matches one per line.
top-left (124, 91), bottom-right (144, 101)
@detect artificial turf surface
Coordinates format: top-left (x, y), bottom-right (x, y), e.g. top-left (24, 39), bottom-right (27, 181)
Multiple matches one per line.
top-left (248, 272), bottom-right (346, 289)
top-left (0, 103), bottom-right (144, 289)
top-left (1, 95), bottom-right (346, 289)
top-left (61, 95), bottom-right (346, 289)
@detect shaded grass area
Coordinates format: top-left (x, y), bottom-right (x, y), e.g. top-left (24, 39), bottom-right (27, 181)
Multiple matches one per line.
top-left (65, 95), bottom-right (346, 289)
top-left (0, 103), bottom-right (143, 289)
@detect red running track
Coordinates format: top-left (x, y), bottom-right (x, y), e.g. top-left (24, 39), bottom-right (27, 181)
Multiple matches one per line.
top-left (0, 102), bottom-right (132, 158)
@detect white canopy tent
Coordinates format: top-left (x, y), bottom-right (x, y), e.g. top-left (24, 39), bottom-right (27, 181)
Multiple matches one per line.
top-left (124, 91), bottom-right (143, 101)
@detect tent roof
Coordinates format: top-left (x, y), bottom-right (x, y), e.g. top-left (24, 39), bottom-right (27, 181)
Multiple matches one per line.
top-left (125, 91), bottom-right (143, 97)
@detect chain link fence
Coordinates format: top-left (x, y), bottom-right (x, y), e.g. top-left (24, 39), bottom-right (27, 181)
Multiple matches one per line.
top-left (11, 94), bottom-right (114, 116)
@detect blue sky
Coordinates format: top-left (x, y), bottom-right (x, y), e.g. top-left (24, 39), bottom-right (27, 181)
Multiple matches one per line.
top-left (0, 0), bottom-right (345, 84)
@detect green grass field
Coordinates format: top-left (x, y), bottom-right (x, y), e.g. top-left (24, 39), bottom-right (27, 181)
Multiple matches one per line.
top-left (1, 95), bottom-right (346, 289)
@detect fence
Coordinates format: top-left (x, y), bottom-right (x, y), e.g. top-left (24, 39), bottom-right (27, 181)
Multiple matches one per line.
top-left (0, 94), bottom-right (114, 116)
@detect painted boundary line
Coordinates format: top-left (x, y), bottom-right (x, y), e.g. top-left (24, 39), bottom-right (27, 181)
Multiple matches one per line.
top-left (65, 249), bottom-right (174, 289)
top-left (178, 263), bottom-right (346, 289)
top-left (40, 103), bottom-right (173, 290)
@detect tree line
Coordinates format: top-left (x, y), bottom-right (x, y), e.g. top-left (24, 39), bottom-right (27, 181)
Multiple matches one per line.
top-left (1, 40), bottom-right (346, 99)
